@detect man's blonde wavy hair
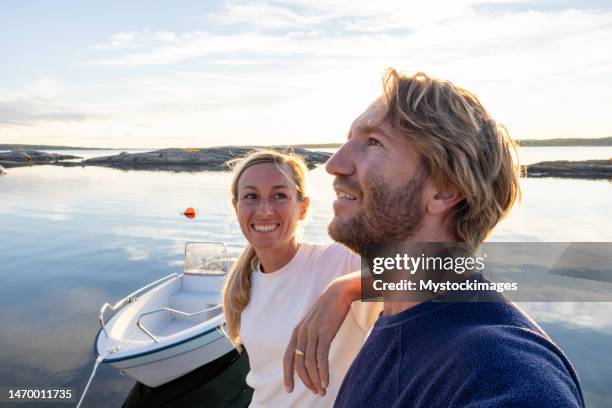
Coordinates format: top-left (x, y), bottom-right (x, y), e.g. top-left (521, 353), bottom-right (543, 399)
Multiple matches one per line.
top-left (382, 69), bottom-right (520, 253)
top-left (223, 149), bottom-right (309, 347)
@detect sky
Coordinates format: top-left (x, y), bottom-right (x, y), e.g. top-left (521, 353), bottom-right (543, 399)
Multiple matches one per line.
top-left (1, 0), bottom-right (611, 148)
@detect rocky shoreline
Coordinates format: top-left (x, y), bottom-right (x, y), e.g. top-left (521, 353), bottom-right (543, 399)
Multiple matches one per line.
top-left (0, 147), bottom-right (332, 171)
top-left (2, 149), bottom-right (610, 179)
top-left (524, 159), bottom-right (612, 180)
top-left (82, 147), bottom-right (331, 170)
top-left (0, 150), bottom-right (81, 168)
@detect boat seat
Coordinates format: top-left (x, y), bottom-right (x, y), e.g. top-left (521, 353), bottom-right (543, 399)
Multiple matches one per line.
top-left (156, 319), bottom-right (199, 337)
top-left (169, 290), bottom-right (221, 315)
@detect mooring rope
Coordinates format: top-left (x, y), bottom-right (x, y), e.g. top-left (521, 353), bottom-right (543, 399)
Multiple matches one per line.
top-left (76, 342), bottom-right (126, 408)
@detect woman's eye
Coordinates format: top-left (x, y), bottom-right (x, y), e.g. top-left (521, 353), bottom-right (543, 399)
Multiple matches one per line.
top-left (367, 137), bottom-right (383, 147)
top-left (243, 193), bottom-right (257, 200)
top-left (274, 193), bottom-right (288, 199)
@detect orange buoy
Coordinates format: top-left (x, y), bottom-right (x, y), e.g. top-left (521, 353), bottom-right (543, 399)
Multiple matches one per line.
top-left (182, 207), bottom-right (196, 219)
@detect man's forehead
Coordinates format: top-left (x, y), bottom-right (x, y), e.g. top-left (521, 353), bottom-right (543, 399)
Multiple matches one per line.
top-left (348, 98), bottom-right (399, 143)
top-left (346, 97), bottom-right (420, 162)
top-left (352, 98), bottom-right (387, 129)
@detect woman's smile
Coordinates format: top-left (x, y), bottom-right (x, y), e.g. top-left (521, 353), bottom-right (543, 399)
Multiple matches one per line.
top-left (252, 223), bottom-right (281, 233)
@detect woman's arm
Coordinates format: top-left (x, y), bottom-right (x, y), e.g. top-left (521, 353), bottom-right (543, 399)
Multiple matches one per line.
top-left (282, 271), bottom-right (361, 396)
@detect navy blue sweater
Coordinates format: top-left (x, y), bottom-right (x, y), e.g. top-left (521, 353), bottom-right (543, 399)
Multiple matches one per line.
top-left (334, 298), bottom-right (584, 408)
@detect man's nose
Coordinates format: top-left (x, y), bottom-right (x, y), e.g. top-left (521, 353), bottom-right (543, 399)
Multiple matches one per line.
top-left (326, 142), bottom-right (354, 176)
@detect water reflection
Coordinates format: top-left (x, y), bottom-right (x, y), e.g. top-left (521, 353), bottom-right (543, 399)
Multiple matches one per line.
top-left (0, 163), bottom-right (611, 407)
top-left (521, 302), bottom-right (612, 333)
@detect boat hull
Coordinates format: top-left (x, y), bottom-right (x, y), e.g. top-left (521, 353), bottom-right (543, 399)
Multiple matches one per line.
top-left (103, 326), bottom-right (234, 387)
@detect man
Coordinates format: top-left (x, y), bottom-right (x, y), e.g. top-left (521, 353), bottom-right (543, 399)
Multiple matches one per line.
top-left (283, 69), bottom-right (584, 407)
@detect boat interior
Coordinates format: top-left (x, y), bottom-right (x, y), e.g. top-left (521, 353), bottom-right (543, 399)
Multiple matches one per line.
top-left (102, 242), bottom-right (229, 347)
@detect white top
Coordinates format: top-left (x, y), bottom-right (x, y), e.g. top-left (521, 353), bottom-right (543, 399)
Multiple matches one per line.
top-left (240, 242), bottom-right (380, 408)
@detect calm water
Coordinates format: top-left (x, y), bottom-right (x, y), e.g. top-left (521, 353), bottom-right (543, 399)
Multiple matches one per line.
top-left (0, 147), bottom-right (611, 407)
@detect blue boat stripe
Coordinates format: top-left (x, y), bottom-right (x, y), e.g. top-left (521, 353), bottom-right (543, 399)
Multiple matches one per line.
top-left (96, 324), bottom-right (227, 363)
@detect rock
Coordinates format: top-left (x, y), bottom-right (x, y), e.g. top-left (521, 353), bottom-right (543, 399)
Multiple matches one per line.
top-left (0, 150), bottom-right (81, 167)
top-left (84, 147), bottom-right (332, 171)
top-left (0, 151), bottom-right (32, 163)
top-left (0, 160), bottom-right (32, 168)
top-left (0, 165), bottom-right (5, 174)
top-left (524, 159), bottom-right (612, 179)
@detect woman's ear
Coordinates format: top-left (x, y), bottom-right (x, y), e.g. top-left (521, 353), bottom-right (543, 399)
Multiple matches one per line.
top-left (299, 196), bottom-right (310, 220)
top-left (232, 197), bottom-right (237, 214)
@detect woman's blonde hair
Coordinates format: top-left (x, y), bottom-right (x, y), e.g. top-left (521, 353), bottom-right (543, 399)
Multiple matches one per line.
top-left (223, 149), bottom-right (309, 347)
top-left (382, 69), bottom-right (521, 254)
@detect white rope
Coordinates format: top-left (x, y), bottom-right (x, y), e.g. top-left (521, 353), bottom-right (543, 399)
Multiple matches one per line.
top-left (76, 342), bottom-right (126, 408)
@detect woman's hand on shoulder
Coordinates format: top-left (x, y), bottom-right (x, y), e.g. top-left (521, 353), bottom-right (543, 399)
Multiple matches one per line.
top-left (283, 272), bottom-right (361, 396)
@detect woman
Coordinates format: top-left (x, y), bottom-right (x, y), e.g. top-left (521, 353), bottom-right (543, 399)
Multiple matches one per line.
top-left (223, 150), bottom-right (377, 407)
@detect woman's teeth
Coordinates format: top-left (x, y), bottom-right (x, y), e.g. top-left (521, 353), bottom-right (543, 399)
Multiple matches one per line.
top-left (338, 192), bottom-right (356, 200)
top-left (253, 224), bottom-right (279, 232)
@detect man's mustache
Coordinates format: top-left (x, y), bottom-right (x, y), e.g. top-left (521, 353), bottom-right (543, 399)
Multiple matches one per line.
top-left (333, 177), bottom-right (362, 196)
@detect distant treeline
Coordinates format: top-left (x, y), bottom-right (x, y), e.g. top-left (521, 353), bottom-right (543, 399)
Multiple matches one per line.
top-left (516, 137), bottom-right (612, 146)
top-left (0, 144), bottom-right (109, 150)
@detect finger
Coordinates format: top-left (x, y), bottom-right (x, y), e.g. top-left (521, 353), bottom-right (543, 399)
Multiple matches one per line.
top-left (294, 328), bottom-right (317, 393)
top-left (283, 329), bottom-right (298, 393)
top-left (317, 333), bottom-right (332, 391)
top-left (305, 328), bottom-right (324, 396)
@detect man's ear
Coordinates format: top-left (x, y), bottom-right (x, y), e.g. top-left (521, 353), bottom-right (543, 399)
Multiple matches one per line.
top-left (427, 185), bottom-right (464, 215)
top-left (299, 196), bottom-right (311, 220)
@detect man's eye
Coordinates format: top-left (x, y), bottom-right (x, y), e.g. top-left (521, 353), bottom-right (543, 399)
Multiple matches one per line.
top-left (367, 137), bottom-right (383, 147)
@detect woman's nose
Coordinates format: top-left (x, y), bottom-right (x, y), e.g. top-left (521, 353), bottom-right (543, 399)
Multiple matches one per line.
top-left (255, 199), bottom-right (274, 217)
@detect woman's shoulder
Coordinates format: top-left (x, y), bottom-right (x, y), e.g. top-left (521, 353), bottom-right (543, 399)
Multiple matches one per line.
top-left (302, 241), bottom-right (352, 257)
top-left (301, 241), bottom-right (361, 275)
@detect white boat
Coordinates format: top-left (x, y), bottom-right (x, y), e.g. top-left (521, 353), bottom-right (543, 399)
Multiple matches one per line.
top-left (95, 242), bottom-right (235, 387)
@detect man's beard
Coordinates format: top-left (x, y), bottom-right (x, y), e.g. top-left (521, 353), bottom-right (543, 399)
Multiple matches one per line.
top-left (328, 170), bottom-right (426, 256)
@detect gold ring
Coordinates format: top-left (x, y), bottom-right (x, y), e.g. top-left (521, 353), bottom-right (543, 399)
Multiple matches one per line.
top-left (295, 349), bottom-right (305, 357)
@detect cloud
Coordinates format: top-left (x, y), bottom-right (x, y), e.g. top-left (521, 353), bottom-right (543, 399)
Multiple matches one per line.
top-left (0, 77), bottom-right (107, 127)
top-left (0, 98), bottom-right (104, 126)
top-left (92, 30), bottom-right (198, 51)
top-left (25, 78), bottom-right (65, 99)
top-left (0, 98), bottom-right (107, 126)
top-left (91, 31), bottom-right (305, 66)
top-left (92, 31), bottom-right (144, 50)
top-left (89, 2), bottom-right (612, 73)
top-left (207, 1), bottom-right (337, 30)
top-left (475, 0), bottom-right (612, 13)
top-left (13, 0), bottom-right (612, 145)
